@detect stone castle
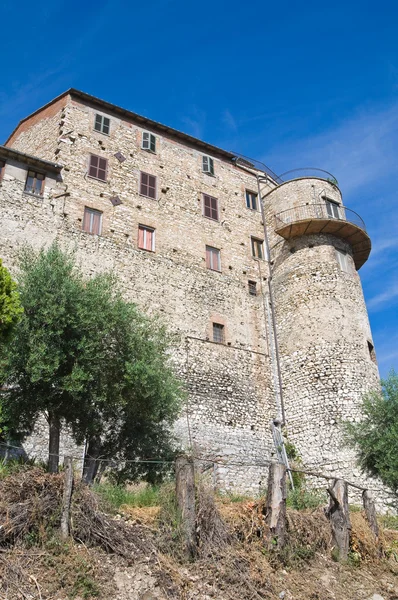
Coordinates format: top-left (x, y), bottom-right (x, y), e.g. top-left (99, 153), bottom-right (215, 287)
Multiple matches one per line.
top-left (0, 89), bottom-right (380, 494)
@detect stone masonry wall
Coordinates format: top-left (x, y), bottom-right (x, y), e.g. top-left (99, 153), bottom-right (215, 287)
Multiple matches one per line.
top-left (1, 95), bottom-right (383, 499)
top-left (1, 98), bottom-right (277, 492)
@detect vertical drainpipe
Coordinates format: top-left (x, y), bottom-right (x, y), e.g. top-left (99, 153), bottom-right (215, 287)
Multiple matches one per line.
top-left (256, 175), bottom-right (286, 427)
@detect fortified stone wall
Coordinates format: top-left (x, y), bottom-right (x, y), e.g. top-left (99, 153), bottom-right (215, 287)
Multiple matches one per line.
top-left (1, 98), bottom-right (277, 492)
top-left (1, 93), bottom-right (383, 499)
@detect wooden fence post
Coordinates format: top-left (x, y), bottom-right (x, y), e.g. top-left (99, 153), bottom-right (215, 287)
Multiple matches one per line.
top-left (325, 478), bottom-right (351, 561)
top-left (61, 456), bottom-right (74, 540)
top-left (362, 490), bottom-right (382, 553)
top-left (264, 462), bottom-right (287, 549)
top-left (175, 455), bottom-right (196, 558)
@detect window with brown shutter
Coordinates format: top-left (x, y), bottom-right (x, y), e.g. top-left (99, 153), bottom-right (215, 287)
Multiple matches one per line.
top-left (82, 207), bottom-right (102, 235)
top-left (24, 170), bottom-right (45, 196)
top-left (138, 225), bottom-right (155, 252)
top-left (205, 245), bottom-right (221, 272)
top-left (140, 171), bottom-right (157, 199)
top-left (88, 154), bottom-right (108, 182)
top-left (0, 160), bottom-right (5, 180)
top-left (94, 114), bottom-right (110, 135)
top-left (212, 323), bottom-right (225, 343)
top-left (203, 194), bottom-right (219, 221)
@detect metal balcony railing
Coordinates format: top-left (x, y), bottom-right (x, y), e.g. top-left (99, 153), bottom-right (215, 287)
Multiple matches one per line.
top-left (275, 204), bottom-right (367, 232)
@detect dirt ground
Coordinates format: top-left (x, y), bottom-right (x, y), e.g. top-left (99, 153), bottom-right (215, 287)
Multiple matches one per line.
top-left (1, 470), bottom-right (398, 600)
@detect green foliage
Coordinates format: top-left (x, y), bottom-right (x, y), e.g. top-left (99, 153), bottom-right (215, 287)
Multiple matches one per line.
top-left (379, 514), bottom-right (398, 530)
top-left (286, 486), bottom-right (326, 510)
top-left (0, 243), bottom-right (183, 476)
top-left (344, 371), bottom-right (398, 503)
top-left (94, 482), bottom-right (161, 510)
top-left (0, 259), bottom-right (23, 340)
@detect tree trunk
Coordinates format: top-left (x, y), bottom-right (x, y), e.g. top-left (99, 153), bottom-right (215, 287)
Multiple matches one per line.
top-left (175, 455), bottom-right (197, 559)
top-left (48, 412), bottom-right (61, 473)
top-left (325, 478), bottom-right (351, 561)
top-left (61, 456), bottom-right (74, 539)
top-left (82, 436), bottom-right (101, 485)
top-left (264, 462), bottom-right (287, 549)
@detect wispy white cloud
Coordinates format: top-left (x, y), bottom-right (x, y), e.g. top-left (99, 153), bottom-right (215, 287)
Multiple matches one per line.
top-left (368, 281), bottom-right (398, 311)
top-left (181, 107), bottom-right (207, 139)
top-left (263, 101), bottom-right (398, 198)
top-left (222, 109), bottom-right (237, 132)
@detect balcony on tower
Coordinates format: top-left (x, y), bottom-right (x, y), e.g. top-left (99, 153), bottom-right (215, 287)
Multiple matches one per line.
top-left (270, 171), bottom-right (371, 270)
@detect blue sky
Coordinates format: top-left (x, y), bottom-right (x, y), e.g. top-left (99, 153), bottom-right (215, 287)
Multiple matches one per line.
top-left (0, 0), bottom-right (397, 376)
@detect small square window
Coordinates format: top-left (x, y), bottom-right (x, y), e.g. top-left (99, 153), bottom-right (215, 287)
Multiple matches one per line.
top-left (138, 225), bottom-right (155, 252)
top-left (24, 170), bottom-right (45, 196)
top-left (0, 159), bottom-right (5, 180)
top-left (251, 237), bottom-right (264, 259)
top-left (142, 131), bottom-right (156, 153)
top-left (335, 248), bottom-right (352, 273)
top-left (246, 191), bottom-right (258, 210)
top-left (212, 323), bottom-right (225, 343)
top-left (88, 154), bottom-right (108, 182)
top-left (248, 281), bottom-right (257, 296)
top-left (205, 245), bottom-right (221, 272)
top-left (326, 199), bottom-right (340, 219)
top-left (140, 171), bottom-right (157, 199)
top-left (83, 207), bottom-right (102, 235)
top-left (94, 114), bottom-right (110, 135)
top-left (202, 155), bottom-right (214, 175)
top-left (203, 194), bottom-right (219, 221)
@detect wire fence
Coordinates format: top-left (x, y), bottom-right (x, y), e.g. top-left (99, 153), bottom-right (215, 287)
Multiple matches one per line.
top-left (0, 440), bottom-right (391, 498)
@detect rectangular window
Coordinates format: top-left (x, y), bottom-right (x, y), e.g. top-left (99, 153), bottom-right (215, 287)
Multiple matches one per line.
top-left (251, 237), bottom-right (264, 259)
top-left (24, 170), bottom-right (45, 196)
top-left (335, 249), bottom-right (352, 273)
top-left (0, 159), bottom-right (5, 180)
top-left (248, 280), bottom-right (257, 296)
top-left (138, 225), bottom-right (155, 252)
top-left (94, 114), bottom-right (110, 135)
top-left (83, 207), bottom-right (102, 235)
top-left (142, 131), bottom-right (156, 153)
top-left (212, 323), bottom-right (225, 343)
top-left (140, 171), bottom-right (157, 199)
top-left (245, 190), bottom-right (258, 210)
top-left (88, 154), bottom-right (108, 182)
top-left (202, 155), bottom-right (214, 175)
top-left (205, 245), bottom-right (221, 272)
top-left (203, 194), bottom-right (219, 221)
top-left (326, 199), bottom-right (340, 219)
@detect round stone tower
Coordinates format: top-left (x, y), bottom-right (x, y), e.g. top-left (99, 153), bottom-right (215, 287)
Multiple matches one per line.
top-left (264, 175), bottom-right (379, 478)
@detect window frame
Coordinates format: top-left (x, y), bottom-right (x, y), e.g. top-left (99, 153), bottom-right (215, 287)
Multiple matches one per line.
top-left (335, 248), bottom-right (352, 274)
top-left (205, 245), bottom-right (221, 272)
top-left (88, 154), bottom-right (108, 182)
top-left (138, 224), bottom-right (156, 252)
top-left (245, 190), bottom-right (258, 211)
top-left (82, 207), bottom-right (102, 235)
top-left (140, 171), bottom-right (157, 200)
top-left (142, 131), bottom-right (156, 153)
top-left (212, 322), bottom-right (225, 344)
top-left (248, 280), bottom-right (257, 296)
top-left (325, 198), bottom-right (340, 219)
top-left (24, 170), bottom-right (45, 196)
top-left (203, 194), bottom-right (219, 221)
top-left (202, 155), bottom-right (215, 175)
top-left (94, 113), bottom-right (110, 135)
top-left (251, 237), bottom-right (264, 260)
